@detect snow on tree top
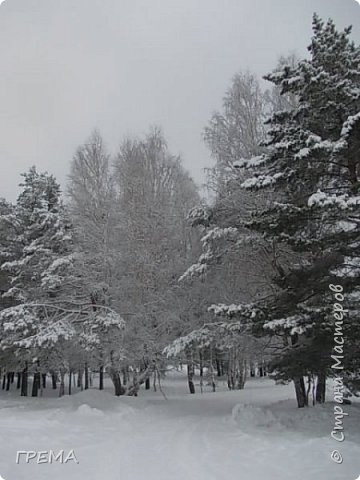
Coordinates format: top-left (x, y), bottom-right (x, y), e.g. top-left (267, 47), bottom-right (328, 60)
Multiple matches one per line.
top-left (233, 155), bottom-right (266, 169)
top-left (241, 173), bottom-right (284, 189)
top-left (308, 190), bottom-right (360, 209)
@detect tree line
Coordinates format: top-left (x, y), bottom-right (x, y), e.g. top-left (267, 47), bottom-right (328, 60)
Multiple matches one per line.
top-left (0, 15), bottom-right (359, 407)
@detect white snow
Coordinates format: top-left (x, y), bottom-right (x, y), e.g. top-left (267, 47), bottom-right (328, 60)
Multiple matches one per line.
top-left (341, 112), bottom-right (360, 137)
top-left (0, 374), bottom-right (359, 480)
top-left (233, 155), bottom-right (266, 169)
top-left (241, 172), bottom-right (284, 189)
top-left (308, 190), bottom-right (360, 209)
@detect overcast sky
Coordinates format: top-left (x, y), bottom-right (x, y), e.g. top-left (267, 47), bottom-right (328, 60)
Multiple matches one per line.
top-left (1, 0), bottom-right (360, 201)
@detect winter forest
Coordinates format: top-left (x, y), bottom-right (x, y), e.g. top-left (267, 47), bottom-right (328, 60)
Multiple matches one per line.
top-left (0, 10), bottom-right (360, 480)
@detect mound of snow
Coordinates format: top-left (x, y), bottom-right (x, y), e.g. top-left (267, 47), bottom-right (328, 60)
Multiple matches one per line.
top-left (54, 389), bottom-right (137, 420)
top-left (57, 389), bottom-right (122, 409)
top-left (232, 403), bottom-right (284, 432)
top-left (76, 403), bottom-right (104, 417)
top-left (233, 398), bottom-right (360, 444)
top-left (66, 389), bottom-right (121, 410)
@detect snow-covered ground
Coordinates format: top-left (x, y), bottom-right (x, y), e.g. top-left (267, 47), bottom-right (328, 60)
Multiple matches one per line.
top-left (0, 372), bottom-right (359, 480)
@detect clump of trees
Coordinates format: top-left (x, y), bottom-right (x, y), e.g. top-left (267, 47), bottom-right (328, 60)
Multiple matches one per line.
top-left (0, 129), bottom-right (200, 397)
top-left (1, 15), bottom-right (359, 408)
top-left (167, 15), bottom-right (360, 407)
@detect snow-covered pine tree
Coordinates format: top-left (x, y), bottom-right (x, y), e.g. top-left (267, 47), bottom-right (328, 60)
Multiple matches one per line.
top-left (0, 198), bottom-right (17, 311)
top-left (0, 168), bottom-right (77, 394)
top-left (209, 15), bottom-right (360, 406)
top-left (0, 167), bottom-right (126, 397)
top-left (0, 167), bottom-right (128, 397)
top-left (2, 167), bottom-right (73, 302)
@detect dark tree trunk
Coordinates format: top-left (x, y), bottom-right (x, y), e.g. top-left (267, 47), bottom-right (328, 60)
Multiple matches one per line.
top-left (42, 373), bottom-right (46, 389)
top-left (209, 350), bottom-right (216, 392)
top-left (259, 365), bottom-right (264, 377)
top-left (199, 351), bottom-right (204, 392)
top-left (68, 370), bottom-right (72, 395)
top-left (11, 372), bottom-right (15, 383)
top-left (21, 363), bottom-right (28, 396)
top-left (51, 372), bottom-right (57, 389)
top-left (99, 366), bottom-right (104, 390)
top-left (2, 374), bottom-right (5, 390)
top-left (32, 372), bottom-right (40, 397)
top-left (77, 369), bottom-right (83, 390)
top-left (109, 368), bottom-right (124, 396)
top-left (141, 357), bottom-right (151, 390)
top-left (316, 371), bottom-right (326, 404)
top-left (305, 376), bottom-right (312, 406)
top-left (215, 357), bottom-right (222, 377)
top-left (227, 352), bottom-right (236, 390)
top-left (84, 363), bottom-right (89, 390)
top-left (293, 376), bottom-right (306, 408)
top-left (187, 360), bottom-right (195, 394)
top-left (210, 367), bottom-right (216, 392)
top-left (16, 372), bottom-right (21, 389)
top-left (6, 372), bottom-right (12, 391)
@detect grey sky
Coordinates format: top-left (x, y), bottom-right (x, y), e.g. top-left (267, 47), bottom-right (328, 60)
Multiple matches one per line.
top-left (1, 0), bottom-right (360, 201)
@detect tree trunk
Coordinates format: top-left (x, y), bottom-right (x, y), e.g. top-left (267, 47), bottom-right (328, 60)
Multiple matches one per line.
top-left (227, 350), bottom-right (236, 390)
top-left (77, 369), bottom-right (83, 390)
top-left (16, 372), bottom-right (21, 389)
top-left (215, 357), bottom-right (222, 377)
top-left (109, 368), bottom-right (124, 396)
top-left (68, 370), bottom-right (72, 395)
top-left (305, 376), bottom-right (312, 407)
top-left (315, 371), bottom-right (326, 404)
top-left (129, 369), bottom-right (139, 397)
top-left (236, 359), bottom-right (247, 390)
top-left (122, 367), bottom-right (128, 386)
top-left (84, 363), bottom-right (89, 390)
top-left (99, 366), bottom-right (104, 390)
top-left (199, 351), bottom-right (204, 393)
top-left (42, 373), bottom-right (46, 389)
top-left (51, 371), bottom-right (57, 389)
top-left (187, 356), bottom-right (195, 394)
top-left (2, 374), bottom-right (5, 390)
top-left (21, 363), bottom-right (28, 396)
top-left (32, 372), bottom-right (40, 397)
top-left (153, 368), bottom-right (157, 392)
top-left (6, 372), bottom-right (11, 391)
top-left (59, 370), bottom-right (65, 397)
top-left (125, 367), bottom-right (152, 396)
top-left (209, 349), bottom-right (216, 392)
top-left (293, 376), bottom-right (306, 408)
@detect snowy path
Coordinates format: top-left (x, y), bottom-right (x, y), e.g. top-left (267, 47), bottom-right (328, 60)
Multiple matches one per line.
top-left (0, 376), bottom-right (359, 480)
